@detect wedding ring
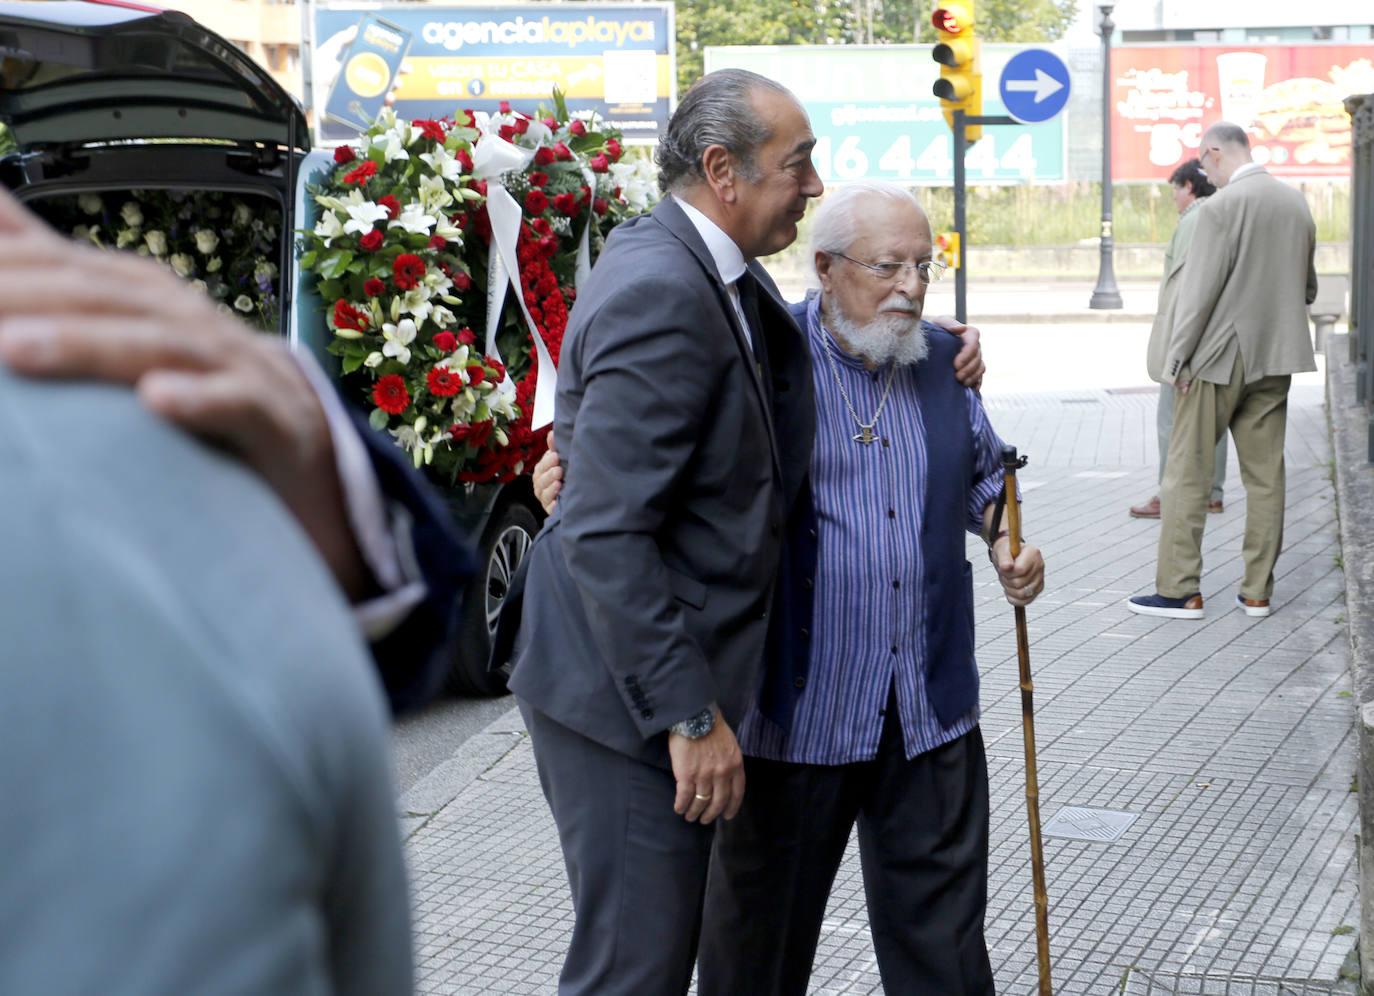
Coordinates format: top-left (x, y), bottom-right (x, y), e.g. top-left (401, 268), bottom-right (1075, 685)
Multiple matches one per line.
top-left (694, 793), bottom-right (712, 802)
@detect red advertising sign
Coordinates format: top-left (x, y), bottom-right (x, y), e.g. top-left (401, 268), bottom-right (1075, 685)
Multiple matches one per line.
top-left (1110, 44), bottom-right (1374, 181)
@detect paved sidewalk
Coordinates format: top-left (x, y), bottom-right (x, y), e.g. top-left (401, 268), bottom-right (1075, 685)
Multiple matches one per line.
top-left (401, 341), bottom-right (1357, 994)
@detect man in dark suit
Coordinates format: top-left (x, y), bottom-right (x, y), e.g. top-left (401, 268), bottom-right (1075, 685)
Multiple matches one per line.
top-left (505, 69), bottom-right (822, 993)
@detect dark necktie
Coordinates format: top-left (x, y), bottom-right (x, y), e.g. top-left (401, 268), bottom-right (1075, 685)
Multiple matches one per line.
top-left (736, 272), bottom-right (772, 396)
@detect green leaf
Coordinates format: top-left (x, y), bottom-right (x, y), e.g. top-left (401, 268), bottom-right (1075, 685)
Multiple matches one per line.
top-left (368, 407), bottom-right (390, 431)
top-left (298, 249), bottom-right (318, 270)
top-left (569, 133), bottom-right (602, 154)
top-left (552, 87), bottom-right (569, 122)
top-left (320, 250), bottom-right (356, 280)
top-left (341, 353), bottom-right (366, 374)
top-left (317, 278), bottom-right (343, 302)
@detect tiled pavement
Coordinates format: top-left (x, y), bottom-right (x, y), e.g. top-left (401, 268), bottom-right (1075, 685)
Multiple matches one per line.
top-left (402, 358), bottom-right (1357, 994)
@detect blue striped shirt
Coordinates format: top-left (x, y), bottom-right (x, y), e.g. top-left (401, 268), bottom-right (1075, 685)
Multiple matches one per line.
top-left (736, 297), bottom-right (1007, 765)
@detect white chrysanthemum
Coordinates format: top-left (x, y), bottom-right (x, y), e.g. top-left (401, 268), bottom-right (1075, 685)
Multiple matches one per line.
top-left (120, 201), bottom-right (144, 228)
top-left (382, 317), bottom-right (418, 365)
top-left (194, 229), bottom-right (220, 255)
top-left (390, 202), bottom-right (437, 235)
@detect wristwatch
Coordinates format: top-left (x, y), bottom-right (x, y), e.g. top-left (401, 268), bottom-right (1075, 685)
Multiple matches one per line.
top-left (670, 703), bottom-right (718, 739)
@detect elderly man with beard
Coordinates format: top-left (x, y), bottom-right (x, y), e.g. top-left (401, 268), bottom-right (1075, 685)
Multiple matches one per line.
top-left (694, 180), bottom-right (1044, 996)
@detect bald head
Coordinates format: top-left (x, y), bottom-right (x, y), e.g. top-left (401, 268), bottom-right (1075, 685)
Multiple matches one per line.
top-left (1198, 121), bottom-right (1253, 187)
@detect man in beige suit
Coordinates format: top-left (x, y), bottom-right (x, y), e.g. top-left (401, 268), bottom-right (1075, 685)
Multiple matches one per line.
top-left (1128, 122), bottom-right (1317, 620)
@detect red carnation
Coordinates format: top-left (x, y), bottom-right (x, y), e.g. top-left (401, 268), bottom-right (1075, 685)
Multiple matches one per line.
top-left (466, 364), bottom-right (487, 386)
top-left (553, 142), bottom-right (573, 161)
top-left (569, 120), bottom-right (587, 137)
top-left (364, 278), bottom-right (385, 297)
top-left (453, 271), bottom-right (473, 291)
top-left (528, 171), bottom-right (549, 188)
top-left (553, 192), bottom-right (579, 216)
top-left (432, 331), bottom-right (459, 352)
top-left (593, 197), bottom-right (609, 216)
top-left (457, 327), bottom-right (476, 346)
top-left (454, 149), bottom-right (474, 174)
top-left (415, 118), bottom-right (447, 142)
top-left (525, 189), bottom-right (550, 215)
top-left (393, 253), bottom-right (426, 290)
top-left (343, 160), bottom-right (377, 185)
top-left (512, 116), bottom-right (529, 134)
top-left (359, 229), bottom-right (384, 251)
top-left (427, 365), bottom-right (464, 397)
top-left (605, 138), bottom-right (623, 161)
top-left (377, 195), bottom-right (401, 219)
top-left (372, 374), bottom-right (410, 415)
top-left (333, 144), bottom-right (356, 164)
top-left (428, 234), bottom-right (448, 249)
top-left (589, 153), bottom-right (610, 173)
top-left (333, 299), bottom-right (368, 331)
top-left (499, 100), bottom-right (512, 114)
top-left (534, 146), bottom-right (556, 166)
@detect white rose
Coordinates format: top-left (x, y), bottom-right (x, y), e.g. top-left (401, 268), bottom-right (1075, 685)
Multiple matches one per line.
top-left (233, 203), bottom-right (252, 227)
top-left (120, 201), bottom-right (144, 228)
top-left (233, 295), bottom-right (254, 312)
top-left (190, 279), bottom-right (208, 295)
top-left (169, 253), bottom-right (195, 278)
top-left (207, 256), bottom-right (222, 272)
top-left (115, 228), bottom-right (139, 249)
top-left (144, 230), bottom-right (167, 257)
top-left (78, 193), bottom-right (103, 215)
top-left (194, 229), bottom-right (219, 254)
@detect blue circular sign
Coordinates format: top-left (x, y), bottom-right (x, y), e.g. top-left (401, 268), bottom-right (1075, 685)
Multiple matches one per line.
top-left (998, 49), bottom-right (1071, 125)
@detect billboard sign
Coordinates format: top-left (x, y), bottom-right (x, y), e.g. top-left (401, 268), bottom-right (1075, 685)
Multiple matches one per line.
top-left (704, 44), bottom-right (1067, 185)
top-left (309, 3), bottom-right (674, 144)
top-left (1110, 44), bottom-right (1374, 181)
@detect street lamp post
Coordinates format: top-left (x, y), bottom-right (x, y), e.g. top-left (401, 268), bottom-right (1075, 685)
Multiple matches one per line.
top-left (1090, 3), bottom-right (1122, 309)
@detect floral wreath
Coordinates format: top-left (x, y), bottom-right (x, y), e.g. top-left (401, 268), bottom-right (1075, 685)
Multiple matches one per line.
top-left (300, 90), bottom-right (659, 485)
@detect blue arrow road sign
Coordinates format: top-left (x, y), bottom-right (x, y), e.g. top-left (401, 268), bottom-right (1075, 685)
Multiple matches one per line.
top-left (999, 49), bottom-right (1071, 125)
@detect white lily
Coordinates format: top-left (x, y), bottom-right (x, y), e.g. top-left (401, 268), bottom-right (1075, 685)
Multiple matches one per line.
top-left (343, 198), bottom-right (389, 236)
top-left (432, 305), bottom-right (456, 327)
top-left (313, 211), bottom-right (345, 247)
top-left (382, 317), bottom-right (418, 365)
top-left (363, 351), bottom-right (385, 368)
top-left (400, 287), bottom-right (434, 321)
top-left (419, 145), bottom-right (463, 182)
top-left (416, 173), bottom-right (455, 212)
top-left (314, 193), bottom-right (347, 212)
top-left (390, 202), bottom-right (437, 235)
top-left (373, 130), bottom-right (410, 163)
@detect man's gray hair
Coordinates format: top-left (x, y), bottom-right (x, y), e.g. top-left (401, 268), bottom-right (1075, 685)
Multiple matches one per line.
top-left (655, 69), bottom-right (792, 194)
top-left (810, 180), bottom-right (924, 261)
top-left (1204, 121), bottom-right (1250, 151)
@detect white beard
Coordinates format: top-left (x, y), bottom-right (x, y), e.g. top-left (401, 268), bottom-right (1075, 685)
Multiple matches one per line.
top-left (828, 307), bottom-right (930, 367)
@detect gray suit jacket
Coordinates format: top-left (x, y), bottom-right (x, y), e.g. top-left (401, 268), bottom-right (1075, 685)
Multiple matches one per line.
top-left (0, 372), bottom-right (410, 995)
top-left (507, 196), bottom-right (815, 765)
top-left (1164, 167), bottom-right (1318, 385)
top-left (1146, 197), bottom-right (1205, 383)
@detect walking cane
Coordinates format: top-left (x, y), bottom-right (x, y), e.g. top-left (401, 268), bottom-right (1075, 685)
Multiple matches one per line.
top-left (1000, 444), bottom-right (1052, 995)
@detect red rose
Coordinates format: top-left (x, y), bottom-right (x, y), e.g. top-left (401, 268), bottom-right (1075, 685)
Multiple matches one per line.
top-left (377, 195), bottom-right (401, 219)
top-left (553, 192), bottom-right (579, 216)
top-left (528, 171), bottom-right (549, 188)
top-left (534, 146), bottom-right (556, 166)
top-left (524, 189), bottom-right (549, 215)
top-left (453, 212), bottom-right (470, 230)
top-left (333, 299), bottom-right (368, 331)
top-left (569, 120), bottom-right (587, 136)
top-left (486, 356), bottom-right (507, 381)
top-left (393, 253), bottom-right (426, 290)
top-left (372, 374), bottom-right (410, 415)
top-left (531, 218), bottom-right (552, 236)
top-left (592, 197), bottom-right (609, 216)
top-left (553, 142), bottom-right (573, 161)
top-left (457, 327), bottom-right (476, 346)
top-left (453, 271), bottom-right (472, 291)
top-left (513, 116), bottom-right (529, 134)
top-left (605, 138), bottom-right (622, 161)
top-left (343, 160), bottom-right (377, 185)
top-left (499, 100), bottom-right (512, 114)
top-left (498, 124), bottom-right (516, 142)
top-left (449, 419), bottom-right (494, 447)
top-left (589, 153), bottom-right (610, 173)
top-left (432, 331), bottom-right (459, 352)
top-left (333, 144), bottom-right (356, 164)
top-left (472, 179), bottom-right (488, 197)
top-left (428, 234), bottom-right (448, 249)
top-left (538, 236), bottom-right (558, 258)
top-left (364, 278), bottom-right (385, 297)
top-left (427, 365), bottom-right (464, 397)
top-left (542, 116), bottom-right (557, 129)
top-left (359, 229), bottom-right (384, 251)
top-left (454, 149), bottom-right (474, 174)
top-left (415, 119), bottom-right (447, 142)
top-left (466, 364), bottom-right (487, 386)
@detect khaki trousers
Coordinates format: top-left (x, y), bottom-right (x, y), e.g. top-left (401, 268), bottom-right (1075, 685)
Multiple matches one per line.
top-left (1156, 355), bottom-right (1290, 600)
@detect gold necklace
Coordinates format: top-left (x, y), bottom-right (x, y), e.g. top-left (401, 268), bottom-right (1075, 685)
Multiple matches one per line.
top-left (821, 334), bottom-right (896, 446)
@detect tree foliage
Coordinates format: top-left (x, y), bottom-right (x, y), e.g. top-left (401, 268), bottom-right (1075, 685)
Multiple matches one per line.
top-left (672, 0), bottom-right (1078, 93)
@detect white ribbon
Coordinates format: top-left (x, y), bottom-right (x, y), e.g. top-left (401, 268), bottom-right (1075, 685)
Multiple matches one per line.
top-left (471, 134), bottom-right (558, 429)
top-left (575, 165), bottom-right (596, 289)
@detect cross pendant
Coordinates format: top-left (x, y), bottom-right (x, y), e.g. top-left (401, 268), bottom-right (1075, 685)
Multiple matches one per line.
top-left (853, 424), bottom-right (878, 445)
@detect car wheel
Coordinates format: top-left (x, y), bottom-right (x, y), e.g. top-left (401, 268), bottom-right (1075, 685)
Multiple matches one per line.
top-left (446, 501), bottom-right (539, 696)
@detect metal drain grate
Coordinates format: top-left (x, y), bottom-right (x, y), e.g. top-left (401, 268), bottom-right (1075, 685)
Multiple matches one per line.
top-left (1042, 806), bottom-right (1139, 842)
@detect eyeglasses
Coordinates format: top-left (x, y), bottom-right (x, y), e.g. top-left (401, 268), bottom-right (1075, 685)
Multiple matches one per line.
top-left (829, 251), bottom-right (947, 285)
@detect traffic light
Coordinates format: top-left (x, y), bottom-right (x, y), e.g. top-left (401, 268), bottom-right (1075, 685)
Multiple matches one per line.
top-left (936, 232), bottom-right (961, 270)
top-left (931, 2), bottom-right (982, 143)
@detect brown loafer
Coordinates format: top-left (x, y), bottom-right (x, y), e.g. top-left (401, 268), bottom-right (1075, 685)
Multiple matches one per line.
top-left (1208, 500), bottom-right (1223, 514)
top-left (1130, 496), bottom-right (1161, 518)
top-left (1236, 595), bottom-right (1270, 617)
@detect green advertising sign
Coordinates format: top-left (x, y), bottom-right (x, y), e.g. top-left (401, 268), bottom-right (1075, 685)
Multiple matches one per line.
top-left (704, 45), bottom-right (1067, 185)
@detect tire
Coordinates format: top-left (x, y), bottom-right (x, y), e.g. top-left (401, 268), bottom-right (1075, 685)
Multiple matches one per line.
top-left (446, 501), bottom-right (539, 696)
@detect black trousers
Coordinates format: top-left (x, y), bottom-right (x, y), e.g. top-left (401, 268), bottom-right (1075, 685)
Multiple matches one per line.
top-left (698, 705), bottom-right (993, 996)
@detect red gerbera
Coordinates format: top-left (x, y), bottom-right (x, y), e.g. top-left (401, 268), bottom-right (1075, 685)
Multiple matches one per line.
top-left (373, 374), bottom-right (410, 415)
top-left (333, 299), bottom-right (368, 331)
top-left (343, 160), bottom-right (377, 185)
top-left (359, 230), bottom-right (384, 251)
top-left (377, 195), bottom-right (401, 219)
top-left (393, 254), bottom-right (426, 290)
top-left (333, 145), bottom-right (356, 164)
top-left (427, 365), bottom-right (464, 397)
